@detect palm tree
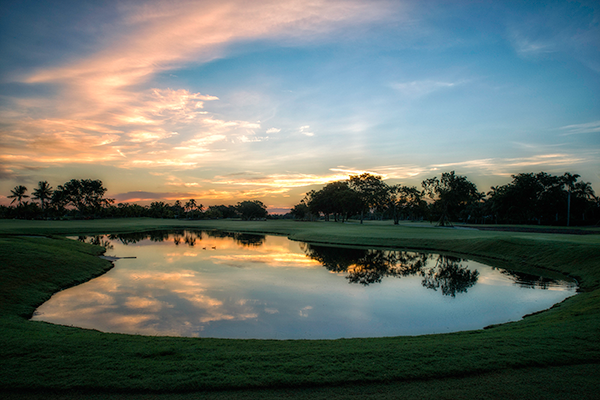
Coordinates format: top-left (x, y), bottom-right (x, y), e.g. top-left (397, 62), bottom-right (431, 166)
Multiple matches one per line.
top-left (562, 173), bottom-right (580, 226)
top-left (32, 181), bottom-right (53, 212)
top-left (185, 199), bottom-right (197, 212)
top-left (8, 185), bottom-right (29, 206)
top-left (185, 199), bottom-right (197, 218)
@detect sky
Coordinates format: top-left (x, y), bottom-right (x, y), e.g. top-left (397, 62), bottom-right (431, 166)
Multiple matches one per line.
top-left (1, 0), bottom-right (599, 213)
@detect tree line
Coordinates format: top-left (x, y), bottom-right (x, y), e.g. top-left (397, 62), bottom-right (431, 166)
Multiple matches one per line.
top-left (290, 171), bottom-right (599, 226)
top-left (2, 179), bottom-right (269, 221)
top-left (4, 171), bottom-right (598, 226)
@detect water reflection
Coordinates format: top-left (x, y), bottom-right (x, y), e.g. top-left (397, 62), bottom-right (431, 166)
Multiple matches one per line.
top-left (205, 231), bottom-right (267, 247)
top-left (80, 230), bottom-right (267, 249)
top-left (302, 244), bottom-right (479, 296)
top-left (497, 269), bottom-right (568, 290)
top-left (37, 231), bottom-right (577, 339)
top-left (78, 235), bottom-right (114, 250)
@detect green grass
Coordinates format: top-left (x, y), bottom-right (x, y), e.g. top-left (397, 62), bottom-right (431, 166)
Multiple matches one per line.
top-left (1, 219), bottom-right (599, 399)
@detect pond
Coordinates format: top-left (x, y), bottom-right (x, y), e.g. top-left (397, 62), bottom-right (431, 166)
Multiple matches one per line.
top-left (32, 230), bottom-right (577, 339)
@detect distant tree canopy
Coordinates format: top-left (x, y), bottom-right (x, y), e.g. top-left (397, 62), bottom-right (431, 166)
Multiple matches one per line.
top-left (236, 200), bottom-right (268, 221)
top-left (422, 171), bottom-right (483, 226)
top-left (488, 172), bottom-right (597, 225)
top-left (290, 171), bottom-right (598, 226)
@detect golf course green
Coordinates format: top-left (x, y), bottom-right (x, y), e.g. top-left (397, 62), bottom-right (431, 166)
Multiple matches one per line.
top-left (1, 218), bottom-right (599, 399)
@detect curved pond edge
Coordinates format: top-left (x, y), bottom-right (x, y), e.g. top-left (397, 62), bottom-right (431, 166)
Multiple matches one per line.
top-left (1, 220), bottom-right (599, 394)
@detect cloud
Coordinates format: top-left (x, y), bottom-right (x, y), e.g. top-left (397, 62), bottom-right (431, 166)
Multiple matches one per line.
top-left (112, 187), bottom-right (294, 204)
top-left (429, 154), bottom-right (588, 176)
top-left (558, 121), bottom-right (600, 136)
top-left (266, 128), bottom-right (281, 134)
top-left (298, 125), bottom-right (314, 136)
top-left (239, 135), bottom-right (269, 143)
top-left (336, 166), bottom-right (426, 180)
top-left (390, 80), bottom-right (462, 97)
top-left (2, 0), bottom-right (394, 174)
top-left (113, 191), bottom-right (181, 202)
top-left (506, 3), bottom-right (600, 72)
top-left (213, 171), bottom-right (359, 188)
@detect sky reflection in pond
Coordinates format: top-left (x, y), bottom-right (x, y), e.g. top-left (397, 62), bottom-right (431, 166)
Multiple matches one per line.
top-left (32, 231), bottom-right (577, 339)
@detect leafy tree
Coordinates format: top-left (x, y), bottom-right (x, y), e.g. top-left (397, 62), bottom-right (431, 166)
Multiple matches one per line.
top-left (348, 173), bottom-right (388, 224)
top-left (8, 185), bottom-right (29, 206)
top-left (387, 185), bottom-right (425, 224)
top-left (306, 181), bottom-right (362, 222)
top-left (236, 200), bottom-right (268, 220)
top-left (52, 179), bottom-right (112, 217)
top-left (422, 171), bottom-right (482, 226)
top-left (32, 181), bottom-right (53, 213)
top-left (290, 201), bottom-right (310, 221)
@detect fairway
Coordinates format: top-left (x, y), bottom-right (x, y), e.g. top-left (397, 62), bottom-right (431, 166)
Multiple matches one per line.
top-left (1, 219), bottom-right (599, 399)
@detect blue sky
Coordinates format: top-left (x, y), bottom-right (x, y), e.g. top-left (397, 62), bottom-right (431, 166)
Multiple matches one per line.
top-left (1, 0), bottom-right (598, 211)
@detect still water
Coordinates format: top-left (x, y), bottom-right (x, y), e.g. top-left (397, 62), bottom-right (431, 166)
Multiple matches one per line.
top-left (32, 230), bottom-right (577, 339)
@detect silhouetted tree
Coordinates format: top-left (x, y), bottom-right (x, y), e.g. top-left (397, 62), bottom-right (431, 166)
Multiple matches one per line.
top-left (52, 179), bottom-right (112, 217)
top-left (290, 201), bottom-right (310, 221)
top-left (422, 171), bottom-right (482, 226)
top-left (236, 200), bottom-right (268, 220)
top-left (148, 201), bottom-right (173, 218)
top-left (487, 172), bottom-right (596, 225)
top-left (32, 181), bottom-right (53, 214)
top-left (387, 185), bottom-right (426, 224)
top-left (348, 173), bottom-right (388, 224)
top-left (8, 185), bottom-right (29, 206)
top-left (172, 200), bottom-right (184, 218)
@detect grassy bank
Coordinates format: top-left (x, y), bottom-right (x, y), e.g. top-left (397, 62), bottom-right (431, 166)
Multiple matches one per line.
top-left (1, 219), bottom-right (599, 399)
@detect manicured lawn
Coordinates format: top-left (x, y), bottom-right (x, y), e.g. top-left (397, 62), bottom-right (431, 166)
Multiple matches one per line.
top-left (1, 219), bottom-right (599, 399)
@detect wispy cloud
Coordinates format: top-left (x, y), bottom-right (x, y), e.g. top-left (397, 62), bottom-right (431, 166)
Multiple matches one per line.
top-left (558, 121), bottom-right (600, 136)
top-left (390, 79), bottom-right (463, 97)
top-left (430, 154), bottom-right (588, 176)
top-left (213, 171), bottom-right (355, 188)
top-left (506, 3), bottom-right (600, 72)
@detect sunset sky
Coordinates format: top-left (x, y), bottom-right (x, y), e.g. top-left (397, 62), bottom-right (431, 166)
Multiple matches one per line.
top-left (1, 0), bottom-right (599, 212)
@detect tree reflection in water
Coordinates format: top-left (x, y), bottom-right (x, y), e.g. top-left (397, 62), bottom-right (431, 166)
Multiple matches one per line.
top-left (496, 269), bottom-right (558, 290)
top-left (301, 244), bottom-right (478, 297)
top-left (77, 230), bottom-right (267, 249)
top-left (204, 231), bottom-right (266, 247)
top-left (77, 235), bottom-right (114, 250)
top-left (421, 256), bottom-right (479, 297)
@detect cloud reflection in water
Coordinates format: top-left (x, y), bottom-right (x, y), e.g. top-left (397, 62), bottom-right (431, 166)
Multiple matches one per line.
top-left (32, 231), bottom-right (577, 339)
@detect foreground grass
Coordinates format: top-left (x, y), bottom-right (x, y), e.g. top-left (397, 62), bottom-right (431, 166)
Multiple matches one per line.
top-left (1, 219), bottom-right (599, 399)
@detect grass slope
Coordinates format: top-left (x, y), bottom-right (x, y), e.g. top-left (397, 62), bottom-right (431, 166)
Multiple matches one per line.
top-left (1, 219), bottom-right (599, 399)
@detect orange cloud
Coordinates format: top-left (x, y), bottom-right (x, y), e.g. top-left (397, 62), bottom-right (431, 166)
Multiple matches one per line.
top-left (2, 1), bottom-right (394, 175)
